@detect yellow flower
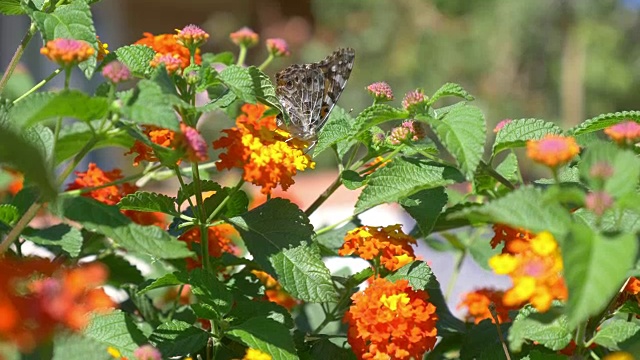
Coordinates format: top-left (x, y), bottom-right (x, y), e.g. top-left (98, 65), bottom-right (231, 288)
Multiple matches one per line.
top-left (243, 348), bottom-right (272, 360)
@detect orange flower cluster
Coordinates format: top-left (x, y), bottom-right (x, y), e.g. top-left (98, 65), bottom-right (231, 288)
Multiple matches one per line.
top-left (490, 224), bottom-right (535, 252)
top-left (604, 120), bottom-right (640, 144)
top-left (489, 229), bottom-right (567, 312)
top-left (178, 224), bottom-right (238, 270)
top-left (134, 32), bottom-right (200, 69)
top-left (213, 103), bottom-right (315, 195)
top-left (66, 163), bottom-right (166, 228)
top-left (457, 288), bottom-right (517, 324)
top-left (125, 124), bottom-right (208, 166)
top-left (251, 270), bottom-right (298, 310)
top-left (1, 167), bottom-right (23, 196)
top-left (40, 38), bottom-right (95, 66)
top-left (339, 224), bottom-right (416, 272)
top-left (0, 258), bottom-right (113, 351)
top-left (526, 134), bottom-right (579, 168)
top-left (344, 277), bottom-right (438, 359)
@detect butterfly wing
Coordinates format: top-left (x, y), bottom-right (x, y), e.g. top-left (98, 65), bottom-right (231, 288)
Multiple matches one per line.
top-left (275, 64), bottom-right (325, 140)
top-left (315, 48), bottom-right (355, 130)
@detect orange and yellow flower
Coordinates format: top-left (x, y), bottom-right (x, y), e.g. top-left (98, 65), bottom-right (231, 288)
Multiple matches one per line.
top-left (457, 288), bottom-right (517, 324)
top-left (135, 32), bottom-right (200, 69)
top-left (40, 38), bottom-right (95, 66)
top-left (344, 277), bottom-right (438, 359)
top-left (526, 134), bottom-right (579, 168)
top-left (178, 224), bottom-right (238, 270)
top-left (213, 103), bottom-right (315, 195)
top-left (488, 230), bottom-right (567, 312)
top-left (0, 258), bottom-right (113, 352)
top-left (251, 270), bottom-right (298, 310)
top-left (66, 163), bottom-right (167, 228)
top-left (125, 124), bottom-right (208, 166)
top-left (339, 224), bottom-right (416, 272)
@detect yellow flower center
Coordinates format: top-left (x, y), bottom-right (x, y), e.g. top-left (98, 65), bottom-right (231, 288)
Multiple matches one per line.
top-left (531, 231), bottom-right (557, 256)
top-left (489, 254), bottom-right (519, 274)
top-left (380, 292), bottom-right (410, 311)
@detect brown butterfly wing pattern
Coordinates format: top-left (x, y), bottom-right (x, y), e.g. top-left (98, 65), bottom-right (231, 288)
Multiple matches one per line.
top-left (275, 48), bottom-right (356, 141)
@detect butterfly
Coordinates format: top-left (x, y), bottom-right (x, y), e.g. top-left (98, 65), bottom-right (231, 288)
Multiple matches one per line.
top-left (275, 48), bottom-right (355, 142)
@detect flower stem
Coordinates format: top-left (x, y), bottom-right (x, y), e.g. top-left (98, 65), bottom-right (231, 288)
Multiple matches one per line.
top-left (236, 45), bottom-right (248, 66)
top-left (0, 23), bottom-right (37, 96)
top-left (12, 68), bottom-right (63, 104)
top-left (0, 202), bottom-right (42, 254)
top-left (191, 162), bottom-right (211, 272)
top-left (445, 250), bottom-right (466, 302)
top-left (304, 176), bottom-right (342, 217)
top-left (206, 178), bottom-right (244, 224)
top-left (258, 54), bottom-right (274, 71)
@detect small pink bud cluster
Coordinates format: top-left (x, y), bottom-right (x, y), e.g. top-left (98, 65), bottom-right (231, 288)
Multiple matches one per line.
top-left (175, 24), bottom-right (209, 50)
top-left (230, 27), bottom-right (259, 48)
top-left (101, 61), bottom-right (131, 83)
top-left (366, 82), bottom-right (394, 102)
top-left (266, 38), bottom-right (290, 57)
top-left (402, 89), bottom-right (428, 112)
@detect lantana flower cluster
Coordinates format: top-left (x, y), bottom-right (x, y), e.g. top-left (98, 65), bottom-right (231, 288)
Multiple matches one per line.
top-left (457, 287), bottom-right (517, 324)
top-left (344, 277), bottom-right (438, 359)
top-left (488, 225), bottom-right (567, 312)
top-left (178, 224), bottom-right (239, 270)
top-left (213, 103), bottom-right (315, 195)
top-left (339, 224), bottom-right (416, 272)
top-left (125, 123), bottom-right (208, 166)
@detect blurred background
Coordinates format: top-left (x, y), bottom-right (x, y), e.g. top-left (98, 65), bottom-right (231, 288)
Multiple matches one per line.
top-left (2, 0), bottom-right (640, 315)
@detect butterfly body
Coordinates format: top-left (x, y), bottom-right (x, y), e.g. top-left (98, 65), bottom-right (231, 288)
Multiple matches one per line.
top-left (275, 48), bottom-right (355, 141)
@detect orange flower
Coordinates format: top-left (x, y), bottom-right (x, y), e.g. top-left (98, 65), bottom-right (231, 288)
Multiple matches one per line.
top-left (125, 124), bottom-right (207, 166)
top-left (96, 36), bottom-right (109, 61)
top-left (604, 120), bottom-right (640, 144)
top-left (134, 32), bottom-right (200, 69)
top-left (625, 277), bottom-right (640, 295)
top-left (339, 224), bottom-right (416, 272)
top-left (2, 167), bottom-right (23, 196)
top-left (344, 277), bottom-right (438, 359)
top-left (178, 224), bottom-right (238, 270)
top-left (526, 134), bottom-right (579, 168)
top-left (66, 163), bottom-right (167, 228)
top-left (0, 258), bottom-right (113, 352)
top-left (251, 270), bottom-right (298, 310)
top-left (40, 38), bottom-right (94, 66)
top-left (491, 224), bottom-right (535, 254)
top-left (243, 348), bottom-right (272, 360)
top-left (363, 156), bottom-right (390, 175)
top-left (457, 288), bottom-right (516, 324)
top-left (488, 231), bottom-right (567, 312)
top-left (160, 285), bottom-right (192, 307)
top-left (213, 103), bottom-right (315, 195)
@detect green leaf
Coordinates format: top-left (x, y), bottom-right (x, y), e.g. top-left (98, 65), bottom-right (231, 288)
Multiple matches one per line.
top-left (314, 221), bottom-right (358, 255)
top-left (189, 269), bottom-right (233, 319)
top-left (271, 243), bottom-right (338, 302)
top-left (53, 331), bottom-right (112, 360)
top-left (9, 91), bottom-right (109, 128)
top-left (118, 191), bottom-right (179, 216)
top-left (592, 319), bottom-right (640, 350)
top-left (563, 226), bottom-right (637, 327)
top-left (203, 51), bottom-right (234, 65)
top-left (569, 111), bottom-right (640, 136)
top-left (508, 305), bottom-right (571, 352)
top-left (314, 107), bottom-right (354, 157)
top-left (341, 170), bottom-right (366, 190)
top-left (138, 272), bottom-right (188, 295)
top-left (202, 187), bottom-right (249, 219)
top-left (53, 197), bottom-right (193, 259)
top-left (219, 65), bottom-right (256, 103)
top-left (355, 157), bottom-right (464, 214)
top-left (177, 180), bottom-right (223, 205)
top-left (115, 45), bottom-right (156, 77)
top-left (120, 80), bottom-right (180, 130)
top-left (460, 319), bottom-right (510, 360)
top-left (227, 317), bottom-right (298, 360)
top-left (0, 123), bottom-right (56, 199)
top-left (32, 1), bottom-right (98, 77)
top-left (229, 198), bottom-right (314, 275)
top-left (354, 104), bottom-right (410, 135)
top-left (56, 122), bottom-right (134, 164)
top-left (428, 82), bottom-right (475, 105)
top-left (432, 103), bottom-right (486, 179)
top-left (0, 0), bottom-right (23, 15)
top-left (492, 118), bottom-right (562, 156)
top-left (23, 224), bottom-right (82, 257)
top-left (230, 297), bottom-right (294, 329)
top-left (457, 186), bottom-right (571, 236)
top-left (401, 187), bottom-right (448, 237)
top-left (150, 320), bottom-right (209, 357)
top-left (0, 204), bottom-right (19, 226)
top-left (248, 66), bottom-right (283, 113)
top-left (579, 142), bottom-right (640, 199)
top-left (100, 254), bottom-right (144, 286)
top-left (387, 261), bottom-right (466, 335)
top-left (83, 311), bottom-right (147, 359)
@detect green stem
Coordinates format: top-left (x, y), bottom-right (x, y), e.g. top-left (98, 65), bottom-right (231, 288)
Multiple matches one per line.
top-left (167, 284), bottom-right (185, 321)
top-left (0, 202), bottom-right (42, 254)
top-left (191, 162), bottom-right (211, 272)
top-left (206, 178), bottom-right (244, 223)
top-left (64, 67), bottom-right (71, 89)
top-left (13, 68), bottom-right (63, 104)
top-left (445, 250), bottom-right (466, 302)
top-left (315, 215), bottom-right (354, 235)
top-left (56, 136), bottom-right (99, 185)
top-left (236, 45), bottom-right (248, 66)
top-left (0, 23), bottom-right (37, 96)
top-left (479, 161), bottom-right (515, 190)
top-left (574, 321), bottom-right (587, 353)
top-left (512, 150), bottom-right (525, 185)
top-left (304, 176), bottom-right (342, 217)
top-left (258, 54), bottom-right (274, 71)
